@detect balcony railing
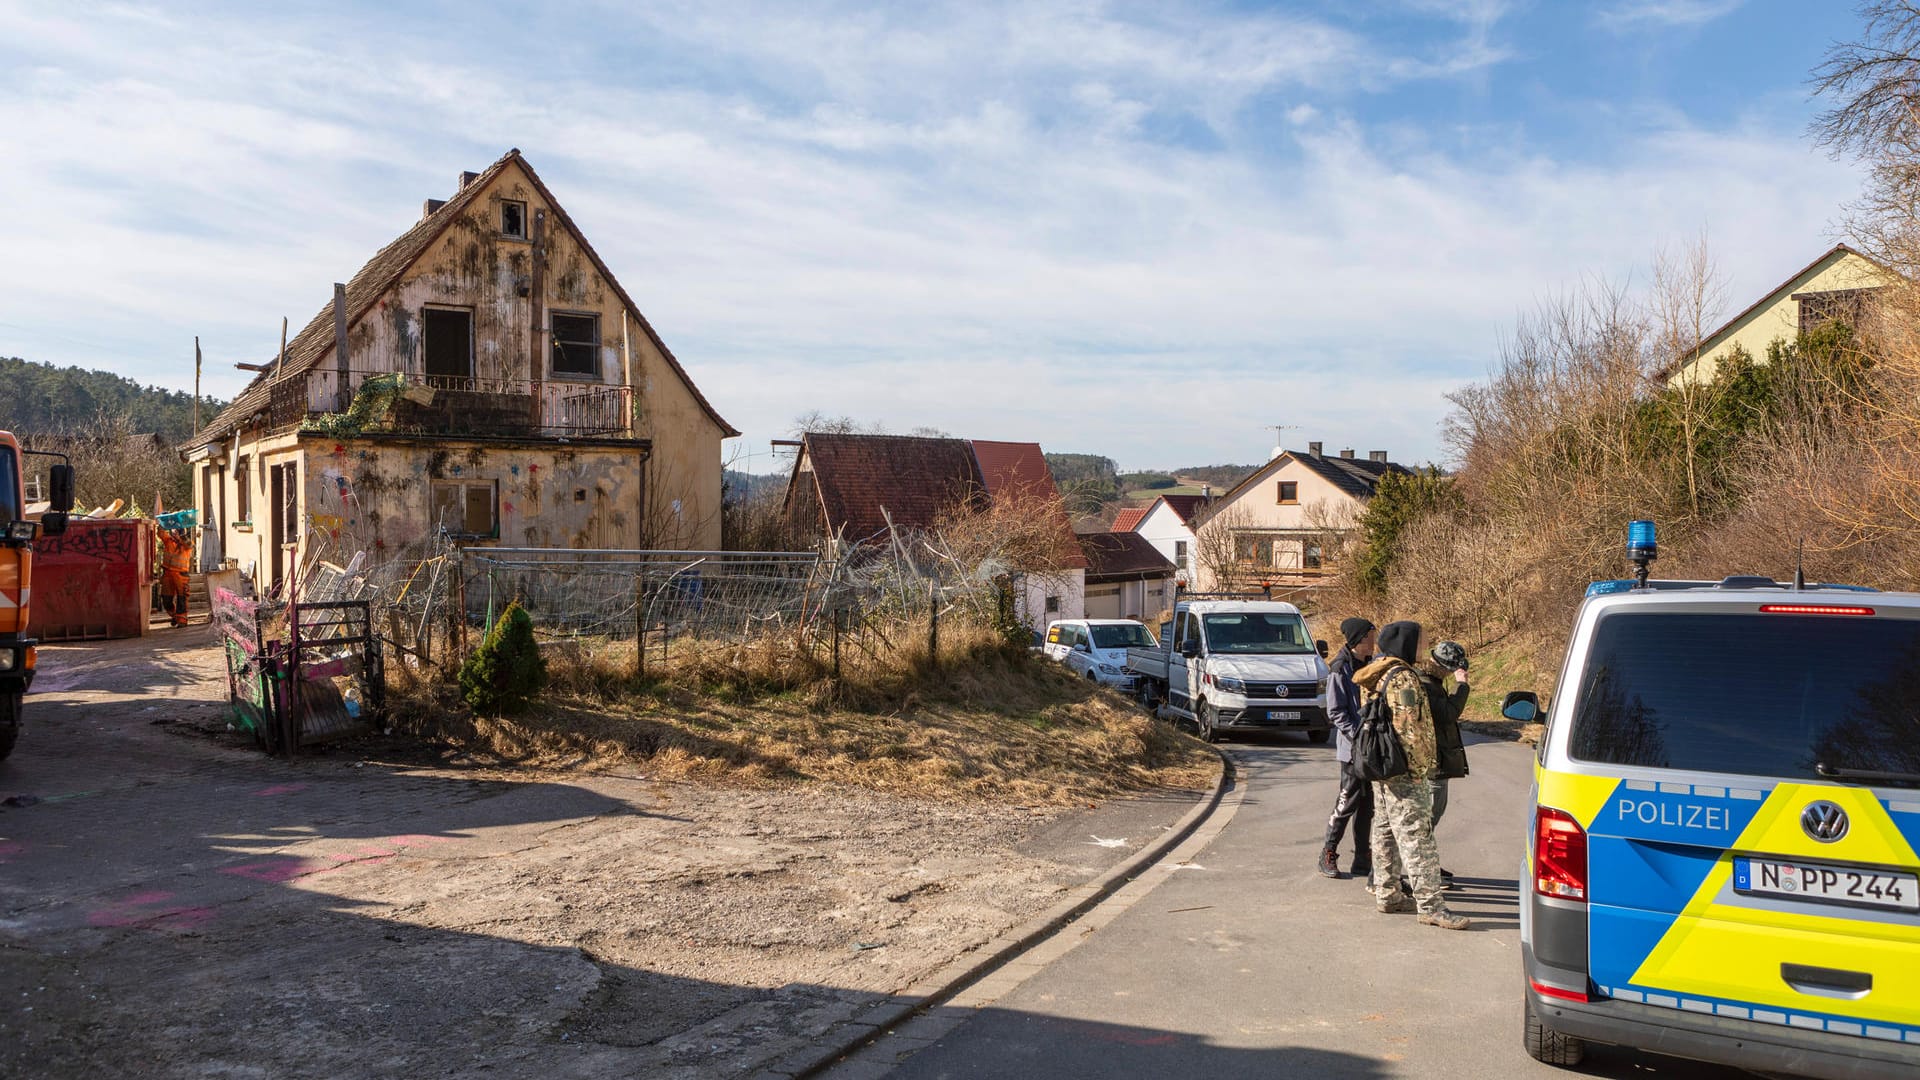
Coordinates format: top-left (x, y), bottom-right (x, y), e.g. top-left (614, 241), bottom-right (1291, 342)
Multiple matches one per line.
top-left (267, 369), bottom-right (634, 439)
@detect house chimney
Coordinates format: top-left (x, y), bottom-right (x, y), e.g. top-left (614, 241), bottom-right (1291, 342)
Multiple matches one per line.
top-left (458, 170), bottom-right (480, 190)
top-left (1339, 448), bottom-right (1355, 459)
top-left (1369, 450), bottom-right (1388, 463)
top-left (422, 198), bottom-right (447, 220)
top-left (1307, 441), bottom-right (1322, 457)
top-left (1202, 484), bottom-right (1211, 498)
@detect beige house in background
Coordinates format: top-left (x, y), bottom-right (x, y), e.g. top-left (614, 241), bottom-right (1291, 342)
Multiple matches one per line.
top-left (184, 150), bottom-right (737, 592)
top-left (1662, 244), bottom-right (1896, 387)
top-left (1188, 444), bottom-right (1409, 592)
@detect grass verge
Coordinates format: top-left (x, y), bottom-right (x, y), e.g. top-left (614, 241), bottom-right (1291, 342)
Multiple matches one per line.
top-left (391, 625), bottom-right (1219, 805)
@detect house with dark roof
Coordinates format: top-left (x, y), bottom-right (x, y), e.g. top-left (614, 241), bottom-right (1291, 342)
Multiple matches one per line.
top-left (1661, 244), bottom-right (1896, 387)
top-left (1188, 442), bottom-right (1410, 591)
top-left (1120, 492), bottom-right (1214, 586)
top-left (781, 432), bottom-right (1088, 631)
top-left (183, 150), bottom-right (737, 590)
top-left (1077, 531), bottom-right (1177, 621)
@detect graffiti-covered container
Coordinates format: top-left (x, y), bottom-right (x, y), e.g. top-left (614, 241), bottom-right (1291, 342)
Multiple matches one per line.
top-left (34, 518), bottom-right (155, 640)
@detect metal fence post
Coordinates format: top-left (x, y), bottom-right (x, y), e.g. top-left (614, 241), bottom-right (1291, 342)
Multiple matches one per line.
top-left (634, 571), bottom-right (646, 680)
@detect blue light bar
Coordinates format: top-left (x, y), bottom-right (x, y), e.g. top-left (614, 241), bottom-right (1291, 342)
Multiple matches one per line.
top-left (1587, 579), bottom-right (1636, 597)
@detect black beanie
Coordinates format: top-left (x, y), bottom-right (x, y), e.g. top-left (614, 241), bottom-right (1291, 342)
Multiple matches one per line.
top-left (1376, 620), bottom-right (1422, 665)
top-left (1339, 617), bottom-right (1375, 650)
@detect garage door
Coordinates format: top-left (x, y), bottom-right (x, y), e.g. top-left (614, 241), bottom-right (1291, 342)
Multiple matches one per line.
top-left (1085, 584), bottom-right (1122, 619)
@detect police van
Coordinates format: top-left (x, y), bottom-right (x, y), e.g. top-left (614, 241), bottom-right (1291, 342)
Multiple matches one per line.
top-left (1514, 521), bottom-right (1920, 1079)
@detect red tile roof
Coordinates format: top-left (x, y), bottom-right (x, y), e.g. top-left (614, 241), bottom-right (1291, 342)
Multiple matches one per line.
top-left (970, 440), bottom-right (1087, 569)
top-left (1079, 532), bottom-right (1177, 583)
top-left (1159, 494), bottom-right (1212, 523)
top-left (789, 433), bottom-right (982, 544)
top-left (1110, 507), bottom-right (1148, 532)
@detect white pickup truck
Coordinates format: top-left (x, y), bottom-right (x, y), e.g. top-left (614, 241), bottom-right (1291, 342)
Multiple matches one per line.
top-left (1126, 598), bottom-right (1331, 744)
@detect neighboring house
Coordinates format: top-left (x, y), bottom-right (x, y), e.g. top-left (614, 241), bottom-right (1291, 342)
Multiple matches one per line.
top-left (183, 150), bottom-right (737, 591)
top-left (781, 432), bottom-right (1088, 631)
top-left (1077, 531), bottom-right (1177, 622)
top-left (1189, 443), bottom-right (1409, 591)
top-left (1126, 493), bottom-right (1212, 586)
top-left (1663, 244), bottom-right (1896, 386)
top-left (1109, 507), bottom-right (1148, 533)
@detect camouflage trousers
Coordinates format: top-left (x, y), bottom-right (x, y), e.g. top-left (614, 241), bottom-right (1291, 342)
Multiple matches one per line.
top-left (1370, 773), bottom-right (1446, 914)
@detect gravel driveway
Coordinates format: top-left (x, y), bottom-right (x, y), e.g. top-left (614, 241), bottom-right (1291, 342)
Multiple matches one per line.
top-left (0, 624), bottom-right (1210, 1079)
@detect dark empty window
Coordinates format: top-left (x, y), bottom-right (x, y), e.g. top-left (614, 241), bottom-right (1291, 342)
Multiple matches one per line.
top-left (550, 312), bottom-right (600, 377)
top-left (1795, 287), bottom-right (1879, 336)
top-left (422, 307), bottom-right (474, 384)
top-left (431, 480), bottom-right (497, 538)
top-left (1570, 611), bottom-right (1920, 786)
top-left (1277, 481), bottom-right (1298, 504)
top-left (501, 200), bottom-right (527, 239)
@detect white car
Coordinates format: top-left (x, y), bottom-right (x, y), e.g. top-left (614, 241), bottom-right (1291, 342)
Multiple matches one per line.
top-left (1042, 619), bottom-right (1157, 689)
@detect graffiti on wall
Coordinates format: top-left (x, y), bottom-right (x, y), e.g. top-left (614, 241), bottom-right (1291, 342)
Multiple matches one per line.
top-left (37, 524), bottom-right (139, 563)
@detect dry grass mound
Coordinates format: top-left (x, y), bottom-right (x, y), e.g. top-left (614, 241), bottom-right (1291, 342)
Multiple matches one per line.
top-left (391, 624), bottom-right (1218, 805)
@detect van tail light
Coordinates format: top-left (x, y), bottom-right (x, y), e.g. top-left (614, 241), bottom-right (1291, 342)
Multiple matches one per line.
top-left (1534, 806), bottom-right (1588, 902)
top-left (1530, 978), bottom-right (1591, 1004)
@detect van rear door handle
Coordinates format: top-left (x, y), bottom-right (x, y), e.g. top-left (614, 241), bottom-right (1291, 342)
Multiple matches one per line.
top-left (1782, 963), bottom-right (1872, 1000)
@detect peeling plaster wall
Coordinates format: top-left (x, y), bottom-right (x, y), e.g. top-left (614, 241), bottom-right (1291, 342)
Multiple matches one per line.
top-left (283, 158), bottom-right (724, 549)
top-left (300, 438), bottom-right (648, 558)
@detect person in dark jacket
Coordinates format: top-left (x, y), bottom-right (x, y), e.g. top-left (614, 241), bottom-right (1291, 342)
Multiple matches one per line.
top-left (1316, 617), bottom-right (1375, 879)
top-left (1418, 640), bottom-right (1471, 888)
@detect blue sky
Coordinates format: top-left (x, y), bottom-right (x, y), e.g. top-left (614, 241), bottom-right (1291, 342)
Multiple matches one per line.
top-left (0, 1), bottom-right (1869, 471)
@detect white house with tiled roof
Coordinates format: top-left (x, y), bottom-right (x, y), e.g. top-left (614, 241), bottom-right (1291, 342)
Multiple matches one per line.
top-left (184, 150), bottom-right (736, 591)
top-left (1188, 443), bottom-right (1409, 592)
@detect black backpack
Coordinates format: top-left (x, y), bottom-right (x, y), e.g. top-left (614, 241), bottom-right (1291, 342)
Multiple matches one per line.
top-left (1353, 669), bottom-right (1411, 782)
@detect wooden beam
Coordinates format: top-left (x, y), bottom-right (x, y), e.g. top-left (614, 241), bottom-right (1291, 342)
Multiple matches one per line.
top-left (193, 337), bottom-right (202, 435)
top-left (234, 362), bottom-right (272, 372)
top-left (332, 282), bottom-right (351, 410)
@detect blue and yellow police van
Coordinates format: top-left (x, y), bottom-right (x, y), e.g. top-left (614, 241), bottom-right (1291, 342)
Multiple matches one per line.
top-left (1514, 522), bottom-right (1920, 1078)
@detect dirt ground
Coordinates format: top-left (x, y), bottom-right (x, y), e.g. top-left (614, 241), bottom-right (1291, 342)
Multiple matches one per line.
top-left (0, 623), bottom-right (1213, 1079)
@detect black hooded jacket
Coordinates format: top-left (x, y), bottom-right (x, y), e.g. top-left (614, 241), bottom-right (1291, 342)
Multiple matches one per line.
top-left (1375, 621), bottom-right (1469, 779)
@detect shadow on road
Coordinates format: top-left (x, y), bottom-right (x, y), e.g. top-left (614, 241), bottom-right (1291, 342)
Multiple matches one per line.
top-left (880, 1008), bottom-right (1397, 1079)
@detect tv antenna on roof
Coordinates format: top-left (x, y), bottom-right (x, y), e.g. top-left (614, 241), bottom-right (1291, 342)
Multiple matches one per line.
top-left (1267, 425), bottom-right (1297, 460)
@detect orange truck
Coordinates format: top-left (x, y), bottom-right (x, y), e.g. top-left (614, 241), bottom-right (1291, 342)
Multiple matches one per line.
top-left (1, 432), bottom-right (75, 761)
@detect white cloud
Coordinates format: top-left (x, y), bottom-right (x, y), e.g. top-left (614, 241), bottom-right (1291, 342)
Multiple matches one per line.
top-left (1596, 1), bottom-right (1746, 29)
top-left (0, 0), bottom-right (1859, 469)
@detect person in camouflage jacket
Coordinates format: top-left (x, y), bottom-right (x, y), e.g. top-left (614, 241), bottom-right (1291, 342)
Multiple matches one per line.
top-left (1351, 620), bottom-right (1470, 930)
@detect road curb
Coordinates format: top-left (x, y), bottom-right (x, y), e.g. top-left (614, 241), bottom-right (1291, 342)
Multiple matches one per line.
top-left (764, 747), bottom-right (1237, 1079)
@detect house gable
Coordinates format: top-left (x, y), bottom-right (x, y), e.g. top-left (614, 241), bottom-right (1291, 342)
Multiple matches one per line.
top-left (190, 149), bottom-right (735, 451)
top-left (1664, 245), bottom-right (1896, 386)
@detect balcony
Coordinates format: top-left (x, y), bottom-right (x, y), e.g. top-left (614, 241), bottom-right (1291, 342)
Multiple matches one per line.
top-left (269, 370), bottom-right (635, 440)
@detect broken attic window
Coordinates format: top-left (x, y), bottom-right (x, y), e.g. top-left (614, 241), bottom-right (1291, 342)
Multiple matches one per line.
top-left (550, 312), bottom-right (600, 377)
top-left (501, 200), bottom-right (527, 239)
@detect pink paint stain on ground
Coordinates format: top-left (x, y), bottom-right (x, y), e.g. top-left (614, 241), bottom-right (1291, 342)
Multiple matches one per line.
top-left (88, 891), bottom-right (218, 931)
top-left (0, 840), bottom-right (24, 862)
top-left (251, 782), bottom-right (308, 797)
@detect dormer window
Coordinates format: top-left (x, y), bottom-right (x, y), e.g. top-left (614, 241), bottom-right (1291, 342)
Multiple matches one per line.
top-left (501, 200), bottom-right (527, 239)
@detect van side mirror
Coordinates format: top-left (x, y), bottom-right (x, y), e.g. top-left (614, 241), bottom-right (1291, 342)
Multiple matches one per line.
top-left (49, 463), bottom-right (75, 514)
top-left (40, 511), bottom-right (68, 537)
top-left (1179, 641), bottom-right (1200, 659)
top-left (1315, 639), bottom-right (1329, 658)
top-left (1501, 691), bottom-right (1540, 723)
top-left (1073, 642), bottom-right (1089, 653)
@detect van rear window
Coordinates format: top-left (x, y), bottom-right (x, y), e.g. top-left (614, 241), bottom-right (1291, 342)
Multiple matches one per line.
top-left (1569, 611), bottom-right (1920, 786)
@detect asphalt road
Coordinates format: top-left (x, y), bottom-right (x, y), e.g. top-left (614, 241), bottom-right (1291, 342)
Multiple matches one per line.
top-left (827, 734), bottom-right (1759, 1080)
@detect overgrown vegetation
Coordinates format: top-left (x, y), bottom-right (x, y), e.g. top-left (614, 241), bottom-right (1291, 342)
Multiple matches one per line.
top-left (1319, 7), bottom-right (1920, 697)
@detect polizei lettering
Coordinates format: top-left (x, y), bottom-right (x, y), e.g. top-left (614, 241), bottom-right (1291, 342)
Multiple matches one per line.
top-left (1616, 798), bottom-right (1729, 831)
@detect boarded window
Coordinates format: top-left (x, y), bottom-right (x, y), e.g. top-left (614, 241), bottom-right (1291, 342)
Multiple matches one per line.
top-left (1794, 287), bottom-right (1879, 336)
top-left (501, 200), bottom-right (527, 239)
top-left (422, 307), bottom-right (474, 383)
top-left (431, 480), bottom-right (497, 538)
top-left (550, 312), bottom-right (600, 377)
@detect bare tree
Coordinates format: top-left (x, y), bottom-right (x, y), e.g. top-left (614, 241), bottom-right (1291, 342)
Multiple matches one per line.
top-left (1190, 502), bottom-right (1256, 592)
top-left (1813, 2), bottom-right (1920, 272)
top-left (1650, 234), bottom-right (1729, 520)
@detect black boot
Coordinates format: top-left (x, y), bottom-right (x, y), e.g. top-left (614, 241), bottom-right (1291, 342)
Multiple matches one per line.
top-left (1349, 852), bottom-right (1372, 879)
top-left (1316, 847), bottom-right (1342, 878)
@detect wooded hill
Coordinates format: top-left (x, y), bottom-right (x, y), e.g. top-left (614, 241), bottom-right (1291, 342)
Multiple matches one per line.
top-left (0, 357), bottom-right (224, 444)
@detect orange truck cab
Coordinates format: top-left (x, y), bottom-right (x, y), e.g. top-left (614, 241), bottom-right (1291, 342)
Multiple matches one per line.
top-left (0, 432), bottom-right (75, 761)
